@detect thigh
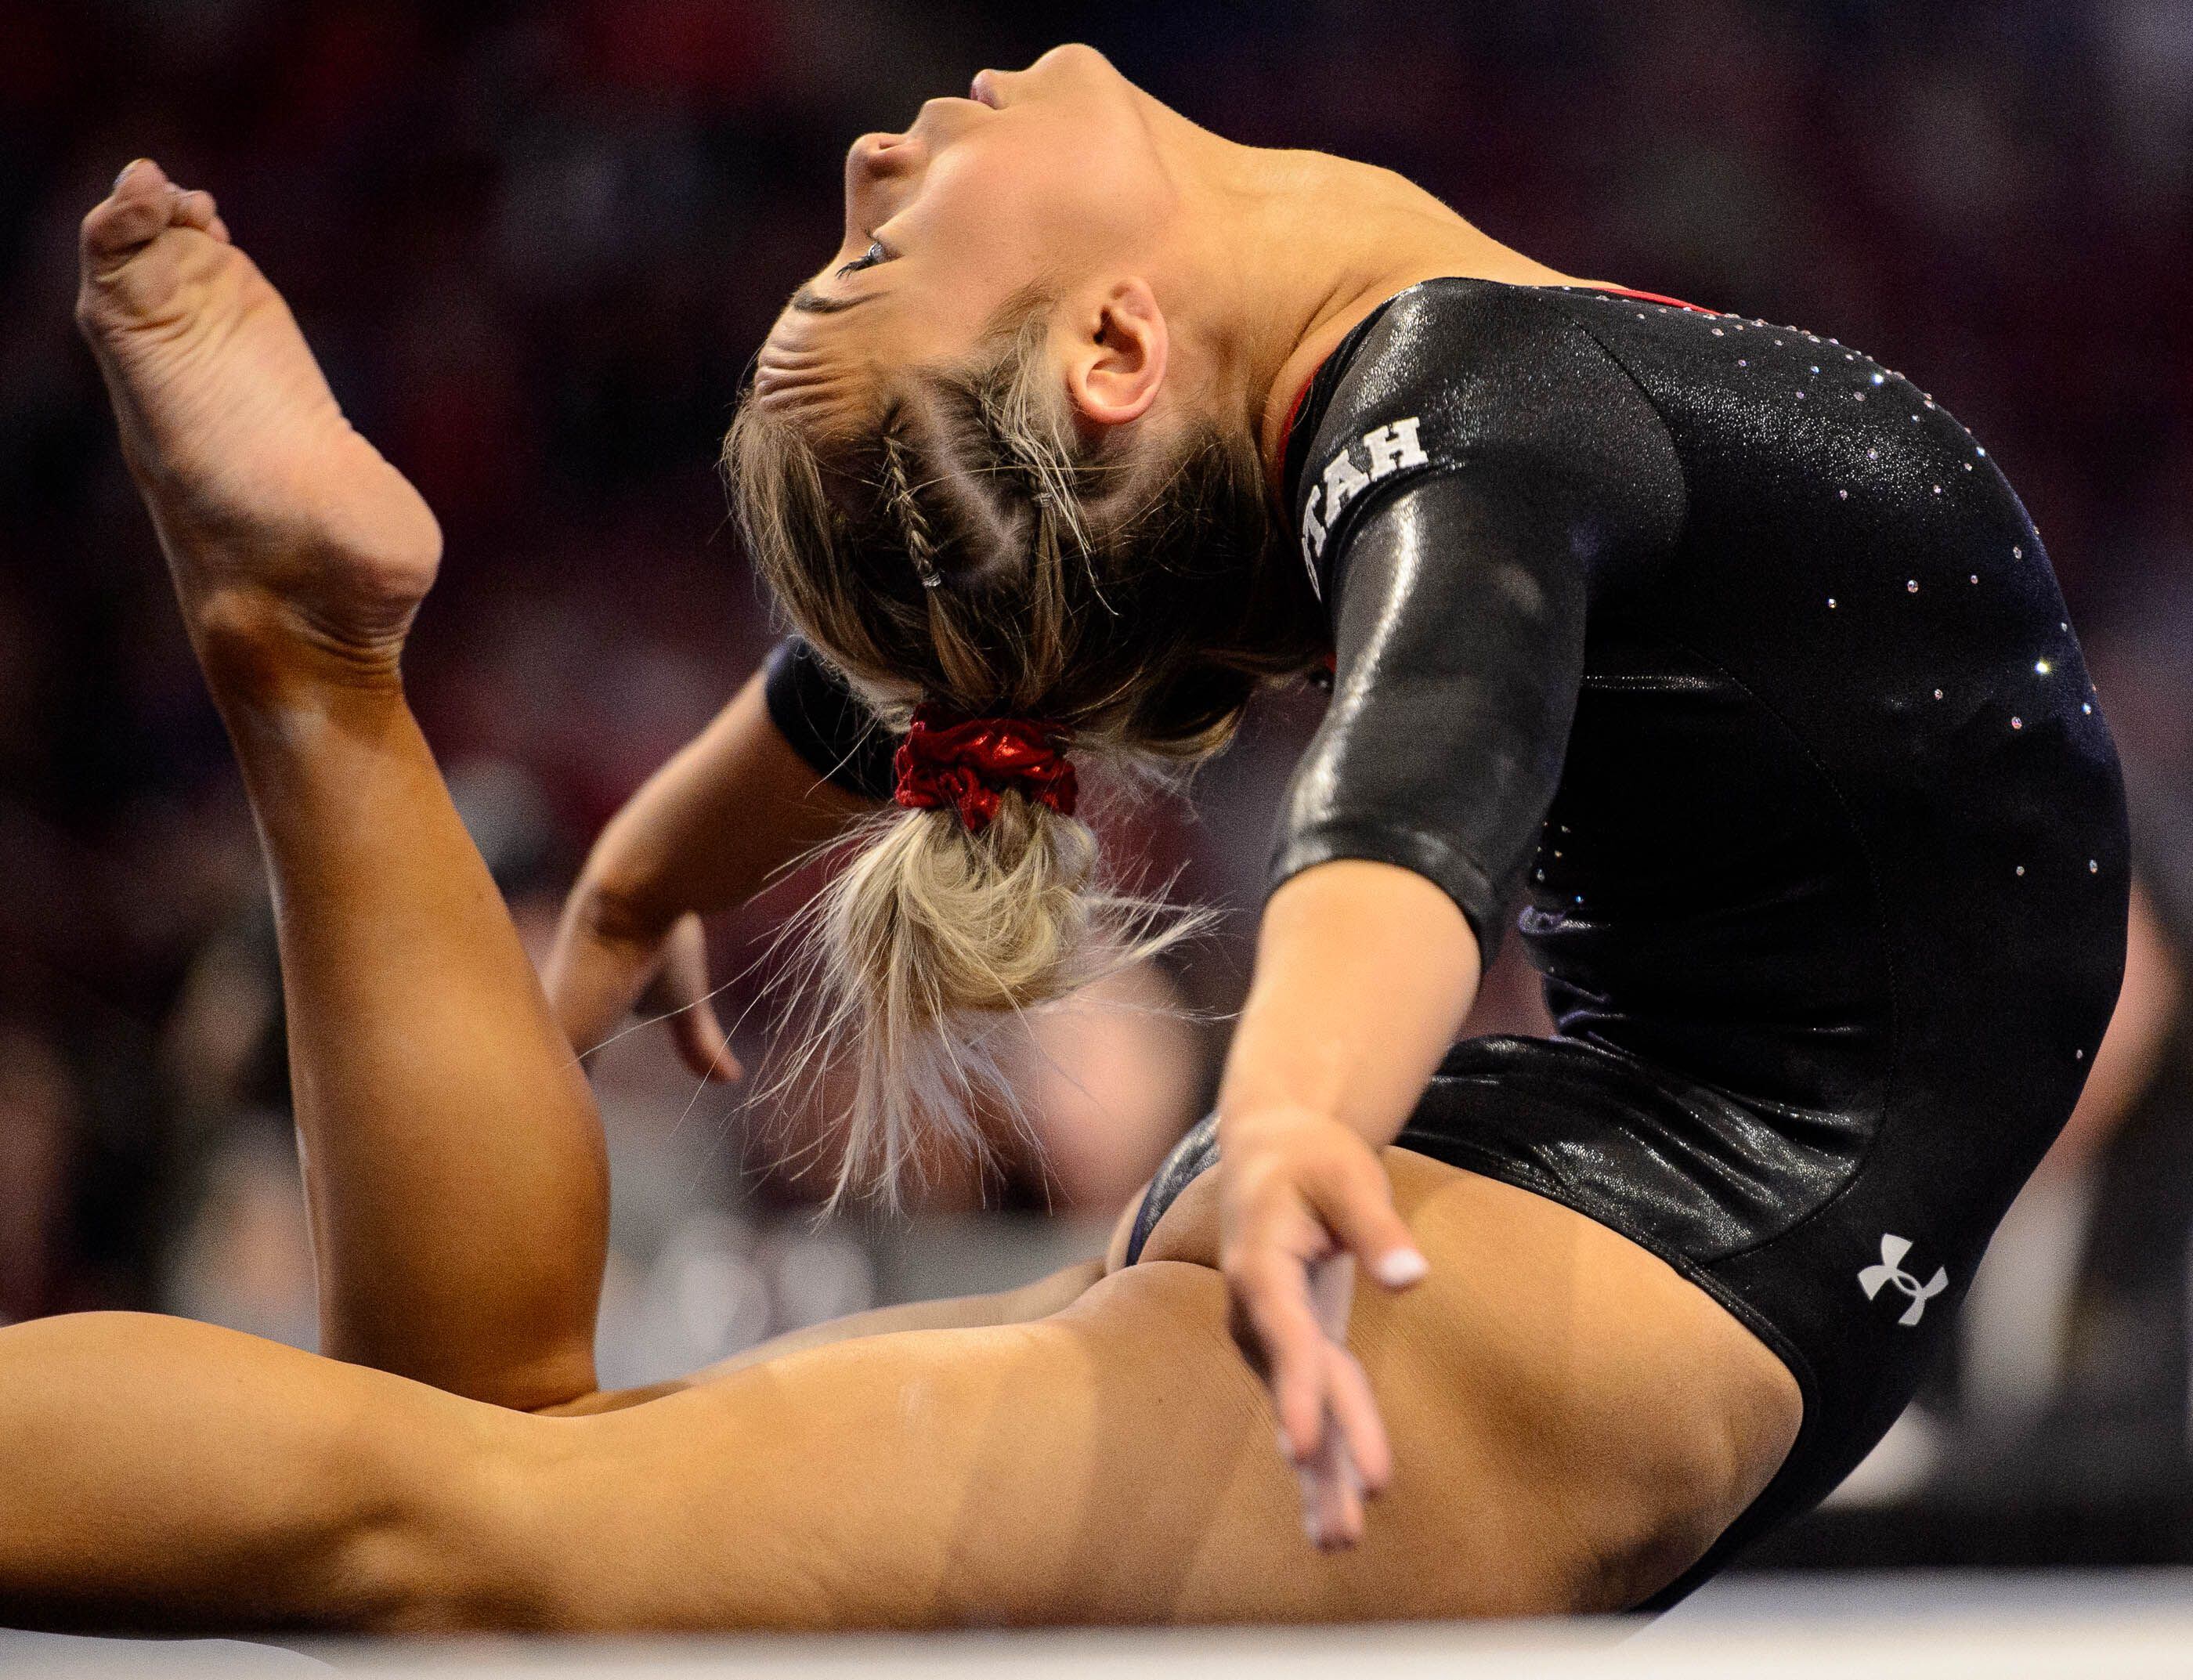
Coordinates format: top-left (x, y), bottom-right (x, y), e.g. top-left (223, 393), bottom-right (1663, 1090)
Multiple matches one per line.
top-left (1126, 1147), bottom-right (1805, 1605)
top-left (0, 1311), bottom-right (544, 1632)
top-left (530, 1259), bottom-right (1543, 1628)
top-left (526, 1153), bottom-right (1800, 1628)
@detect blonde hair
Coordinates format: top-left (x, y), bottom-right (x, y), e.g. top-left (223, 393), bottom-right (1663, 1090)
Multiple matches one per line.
top-left (725, 294), bottom-right (1320, 1202)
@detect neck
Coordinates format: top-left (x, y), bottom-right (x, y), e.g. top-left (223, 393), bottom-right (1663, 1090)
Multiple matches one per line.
top-left (1153, 125), bottom-right (1594, 495)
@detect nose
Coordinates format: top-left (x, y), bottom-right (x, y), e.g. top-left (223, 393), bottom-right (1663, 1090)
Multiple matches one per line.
top-left (849, 129), bottom-right (919, 175)
top-left (844, 128), bottom-right (922, 218)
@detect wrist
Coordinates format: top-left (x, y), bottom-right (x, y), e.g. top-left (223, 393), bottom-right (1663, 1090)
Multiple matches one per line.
top-left (568, 862), bottom-right (681, 950)
top-left (1218, 1102), bottom-right (1344, 1153)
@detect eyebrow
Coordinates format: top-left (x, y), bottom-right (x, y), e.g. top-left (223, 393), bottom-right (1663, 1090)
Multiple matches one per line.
top-left (789, 285), bottom-right (883, 315)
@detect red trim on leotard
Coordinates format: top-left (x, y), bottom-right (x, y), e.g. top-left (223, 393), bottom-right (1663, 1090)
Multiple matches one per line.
top-left (1275, 367), bottom-right (1319, 481)
top-left (1588, 284), bottom-right (1715, 315)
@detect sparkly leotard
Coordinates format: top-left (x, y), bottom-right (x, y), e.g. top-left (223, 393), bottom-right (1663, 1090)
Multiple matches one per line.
top-left (764, 277), bottom-right (2129, 1605)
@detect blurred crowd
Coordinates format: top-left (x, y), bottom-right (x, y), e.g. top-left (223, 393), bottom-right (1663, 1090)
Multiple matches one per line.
top-left (2, 0), bottom-right (2191, 1556)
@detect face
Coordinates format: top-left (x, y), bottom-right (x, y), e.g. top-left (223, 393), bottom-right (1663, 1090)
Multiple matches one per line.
top-left (751, 45), bottom-right (1180, 431)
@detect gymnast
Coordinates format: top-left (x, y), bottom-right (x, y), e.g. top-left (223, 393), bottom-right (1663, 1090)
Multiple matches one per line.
top-left (23, 43), bottom-right (2123, 1631)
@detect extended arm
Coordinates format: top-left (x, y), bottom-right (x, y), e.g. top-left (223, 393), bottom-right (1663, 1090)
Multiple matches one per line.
top-left (1219, 290), bottom-right (1684, 1541)
top-left (545, 644), bottom-right (884, 1076)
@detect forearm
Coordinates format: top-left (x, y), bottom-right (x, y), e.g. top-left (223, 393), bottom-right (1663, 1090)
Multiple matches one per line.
top-left (217, 659), bottom-right (607, 1407)
top-left (1219, 859), bottom-right (1481, 1150)
top-left (573, 670), bottom-right (875, 935)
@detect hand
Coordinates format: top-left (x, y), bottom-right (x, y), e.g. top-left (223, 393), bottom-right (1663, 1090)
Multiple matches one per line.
top-left (543, 896), bottom-right (741, 1083)
top-left (1219, 1109), bottom-right (1429, 1548)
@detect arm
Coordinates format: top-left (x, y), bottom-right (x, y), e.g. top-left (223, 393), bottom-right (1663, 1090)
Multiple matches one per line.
top-left (1223, 861), bottom-right (1479, 1159)
top-left (1220, 294), bottom-right (1685, 1542)
top-left (544, 647), bottom-right (884, 1075)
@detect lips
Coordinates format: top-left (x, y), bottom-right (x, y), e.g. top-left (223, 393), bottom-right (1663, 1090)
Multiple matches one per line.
top-left (969, 69), bottom-right (1001, 108)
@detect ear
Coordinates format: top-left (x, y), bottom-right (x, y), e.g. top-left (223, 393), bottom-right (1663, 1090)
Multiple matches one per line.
top-left (1062, 278), bottom-right (1169, 429)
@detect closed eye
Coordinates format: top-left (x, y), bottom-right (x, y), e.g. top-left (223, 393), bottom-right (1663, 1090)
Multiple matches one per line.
top-left (836, 240), bottom-right (889, 277)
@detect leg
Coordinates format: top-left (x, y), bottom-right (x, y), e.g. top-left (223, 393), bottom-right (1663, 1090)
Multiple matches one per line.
top-left (0, 1153), bottom-right (1796, 1631)
top-left (0, 1313), bottom-right (524, 1633)
top-left (555, 1154), bottom-right (1797, 1627)
top-left (76, 163), bottom-right (608, 1408)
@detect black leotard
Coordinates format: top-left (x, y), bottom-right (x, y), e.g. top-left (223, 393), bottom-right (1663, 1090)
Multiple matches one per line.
top-left (764, 277), bottom-right (2129, 1606)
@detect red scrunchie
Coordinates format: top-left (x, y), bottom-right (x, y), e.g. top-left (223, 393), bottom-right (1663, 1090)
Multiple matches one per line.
top-left (892, 706), bottom-right (1078, 833)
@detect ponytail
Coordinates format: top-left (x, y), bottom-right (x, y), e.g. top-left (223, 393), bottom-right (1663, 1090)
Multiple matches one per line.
top-left (728, 289), bottom-right (1317, 1203)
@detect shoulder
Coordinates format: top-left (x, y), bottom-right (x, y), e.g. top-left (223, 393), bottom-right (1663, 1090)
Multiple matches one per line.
top-left (1293, 280), bottom-right (1678, 600)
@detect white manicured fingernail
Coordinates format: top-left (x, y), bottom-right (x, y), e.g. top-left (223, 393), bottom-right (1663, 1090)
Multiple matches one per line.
top-left (1375, 1250), bottom-right (1429, 1288)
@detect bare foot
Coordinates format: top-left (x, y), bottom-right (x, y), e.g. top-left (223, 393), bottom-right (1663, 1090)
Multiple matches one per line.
top-left (75, 159), bottom-right (441, 688)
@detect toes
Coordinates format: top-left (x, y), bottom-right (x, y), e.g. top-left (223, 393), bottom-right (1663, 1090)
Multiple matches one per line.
top-left (174, 188), bottom-right (233, 244)
top-left (174, 188), bottom-right (220, 233)
top-left (82, 159), bottom-right (180, 271)
top-left (110, 156), bottom-right (168, 197)
top-left (81, 160), bottom-right (224, 273)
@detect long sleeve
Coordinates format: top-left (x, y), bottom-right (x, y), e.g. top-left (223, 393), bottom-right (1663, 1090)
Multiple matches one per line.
top-left (761, 638), bottom-right (897, 802)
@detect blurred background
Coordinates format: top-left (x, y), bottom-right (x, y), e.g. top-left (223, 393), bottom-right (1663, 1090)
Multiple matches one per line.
top-left (2, 0), bottom-right (2191, 1582)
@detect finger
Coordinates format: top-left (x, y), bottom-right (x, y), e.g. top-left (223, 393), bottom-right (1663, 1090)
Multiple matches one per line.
top-left (669, 995), bottom-right (742, 1084)
top-left (1232, 1252), bottom-right (1331, 1460)
top-left (1301, 1253), bottom-right (1390, 1492)
top-left (652, 916), bottom-right (740, 1082)
top-left (1306, 1252), bottom-right (1355, 1342)
top-left (1306, 1154), bottom-right (1427, 1291)
top-left (1323, 1343), bottom-right (1394, 1496)
top-left (1299, 1407), bottom-right (1365, 1550)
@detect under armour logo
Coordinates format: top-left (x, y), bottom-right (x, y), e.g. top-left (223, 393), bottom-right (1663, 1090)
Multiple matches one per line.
top-left (1858, 1234), bottom-right (1948, 1327)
